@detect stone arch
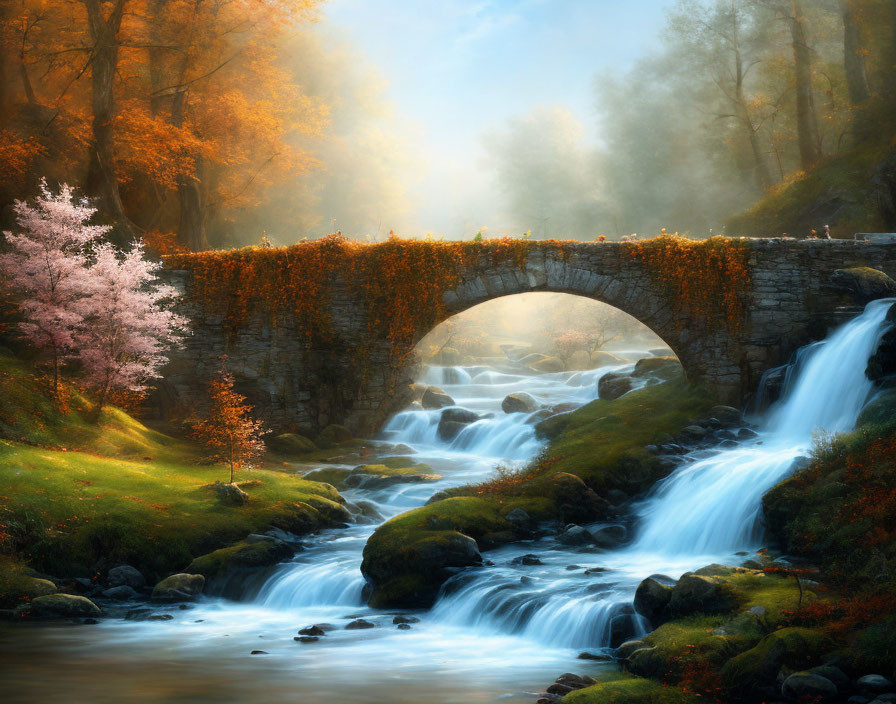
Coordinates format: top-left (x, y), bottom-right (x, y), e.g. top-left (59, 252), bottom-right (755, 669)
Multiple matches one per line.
top-left (414, 246), bottom-right (696, 386)
top-left (157, 238), bottom-right (896, 436)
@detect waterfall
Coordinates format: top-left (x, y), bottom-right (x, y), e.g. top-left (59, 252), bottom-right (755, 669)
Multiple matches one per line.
top-left (633, 298), bottom-right (892, 555)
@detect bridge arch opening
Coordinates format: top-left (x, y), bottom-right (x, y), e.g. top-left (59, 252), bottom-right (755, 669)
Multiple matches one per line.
top-left (381, 292), bottom-right (682, 455)
top-left (415, 292), bottom-right (677, 373)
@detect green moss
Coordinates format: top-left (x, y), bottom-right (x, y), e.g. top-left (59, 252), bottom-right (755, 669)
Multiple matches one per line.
top-left (720, 627), bottom-right (832, 691)
top-left (0, 557), bottom-right (57, 608)
top-left (185, 539), bottom-right (293, 580)
top-left (564, 672), bottom-right (701, 704)
top-left (360, 496), bottom-right (556, 607)
top-left (535, 377), bottom-right (712, 495)
top-left (303, 463), bottom-right (439, 490)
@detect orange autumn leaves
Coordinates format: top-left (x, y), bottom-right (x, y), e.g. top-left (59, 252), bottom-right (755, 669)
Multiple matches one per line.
top-left (190, 361), bottom-right (266, 484)
top-left (624, 233), bottom-right (751, 333)
top-left (168, 234), bottom-right (753, 364)
top-left (1, 0), bottom-right (327, 246)
top-left (168, 234), bottom-right (531, 358)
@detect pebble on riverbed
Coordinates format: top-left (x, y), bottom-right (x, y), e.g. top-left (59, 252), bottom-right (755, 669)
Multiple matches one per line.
top-left (345, 619), bottom-right (376, 630)
top-left (392, 616), bottom-right (419, 624)
top-left (294, 636), bottom-right (319, 643)
top-left (298, 625), bottom-right (326, 636)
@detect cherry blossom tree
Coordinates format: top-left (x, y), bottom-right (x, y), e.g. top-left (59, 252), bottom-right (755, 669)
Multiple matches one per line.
top-left (190, 361), bottom-right (266, 484)
top-left (74, 241), bottom-right (187, 412)
top-left (0, 181), bottom-right (108, 393)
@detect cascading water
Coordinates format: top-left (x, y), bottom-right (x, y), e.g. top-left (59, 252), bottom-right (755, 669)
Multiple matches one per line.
top-left (48, 301), bottom-right (890, 704)
top-left (634, 297), bottom-right (892, 556)
top-left (429, 299), bottom-right (893, 647)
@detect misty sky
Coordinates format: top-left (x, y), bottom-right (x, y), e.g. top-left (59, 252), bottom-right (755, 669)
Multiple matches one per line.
top-left (321, 0), bottom-right (673, 236)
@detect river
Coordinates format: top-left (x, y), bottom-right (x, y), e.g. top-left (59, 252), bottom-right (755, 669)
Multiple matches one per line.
top-left (1, 300), bottom-right (891, 704)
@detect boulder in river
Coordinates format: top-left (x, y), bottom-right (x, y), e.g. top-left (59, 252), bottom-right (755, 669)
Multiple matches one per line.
top-left (669, 573), bottom-right (738, 616)
top-left (709, 405), bottom-right (743, 426)
top-left (101, 585), bottom-right (139, 601)
top-left (782, 672), bottom-right (838, 701)
top-left (345, 619), bottom-right (376, 630)
top-left (107, 565), bottom-right (146, 590)
top-left (557, 525), bottom-right (594, 546)
top-left (598, 372), bottom-right (633, 400)
top-left (501, 392), bottom-right (538, 414)
top-left (30, 594), bottom-right (102, 619)
top-left (186, 539), bottom-right (295, 590)
top-left (421, 386), bottom-right (454, 409)
top-left (633, 577), bottom-right (673, 624)
top-left (857, 674), bottom-right (895, 695)
top-left (151, 573), bottom-right (205, 602)
top-left (437, 407), bottom-right (480, 440)
top-left (362, 528), bottom-right (482, 609)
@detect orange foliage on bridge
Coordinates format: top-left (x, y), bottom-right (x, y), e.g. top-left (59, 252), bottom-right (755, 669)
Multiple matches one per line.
top-left (166, 234), bottom-right (532, 355)
top-left (624, 232), bottom-right (751, 332)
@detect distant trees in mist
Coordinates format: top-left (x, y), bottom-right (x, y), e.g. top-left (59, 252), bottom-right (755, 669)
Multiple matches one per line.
top-left (486, 0), bottom-right (896, 239)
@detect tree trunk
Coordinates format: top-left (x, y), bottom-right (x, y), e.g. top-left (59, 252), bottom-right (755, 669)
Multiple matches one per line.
top-left (732, 20), bottom-right (774, 190)
top-left (83, 0), bottom-right (133, 242)
top-left (840, 0), bottom-right (873, 143)
top-left (789, 0), bottom-right (823, 169)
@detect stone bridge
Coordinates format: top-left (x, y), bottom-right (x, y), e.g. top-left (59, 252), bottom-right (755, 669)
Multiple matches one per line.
top-left (156, 238), bottom-right (896, 436)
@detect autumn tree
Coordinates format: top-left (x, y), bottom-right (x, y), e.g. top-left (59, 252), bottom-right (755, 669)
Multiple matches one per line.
top-left (0, 0), bottom-right (327, 249)
top-left (191, 362), bottom-right (266, 484)
top-left (0, 181), bottom-right (108, 393)
top-left (73, 241), bottom-right (186, 412)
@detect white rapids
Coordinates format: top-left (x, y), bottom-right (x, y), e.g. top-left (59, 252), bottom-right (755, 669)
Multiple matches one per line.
top-left (34, 300), bottom-right (890, 704)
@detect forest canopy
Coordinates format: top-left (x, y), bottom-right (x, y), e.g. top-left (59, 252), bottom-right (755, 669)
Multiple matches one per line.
top-left (1, 0), bottom-right (896, 247)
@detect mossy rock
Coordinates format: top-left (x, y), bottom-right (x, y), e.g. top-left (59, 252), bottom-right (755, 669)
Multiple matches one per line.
top-left (532, 378), bottom-right (712, 496)
top-left (721, 627), bottom-right (832, 692)
top-left (151, 573), bottom-right (205, 602)
top-left (304, 464), bottom-right (440, 490)
top-left (564, 673), bottom-right (702, 704)
top-left (361, 496), bottom-right (553, 608)
top-left (267, 433), bottom-right (317, 454)
top-left (185, 539), bottom-right (294, 582)
top-left (858, 389), bottom-right (896, 427)
top-left (362, 529), bottom-right (481, 608)
top-left (316, 424), bottom-right (354, 449)
top-left (633, 356), bottom-right (682, 380)
top-left (30, 593), bottom-right (102, 619)
top-left (830, 266), bottom-right (896, 303)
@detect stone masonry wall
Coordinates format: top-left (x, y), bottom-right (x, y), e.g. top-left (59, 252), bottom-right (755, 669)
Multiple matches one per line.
top-left (155, 239), bottom-right (896, 436)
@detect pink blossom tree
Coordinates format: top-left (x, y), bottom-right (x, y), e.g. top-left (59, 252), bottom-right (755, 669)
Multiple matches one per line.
top-left (0, 181), bottom-right (109, 393)
top-left (74, 241), bottom-right (187, 413)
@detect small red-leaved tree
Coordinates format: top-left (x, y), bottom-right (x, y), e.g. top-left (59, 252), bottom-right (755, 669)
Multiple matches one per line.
top-left (74, 241), bottom-right (187, 412)
top-left (190, 363), bottom-right (266, 484)
top-left (0, 181), bottom-right (108, 393)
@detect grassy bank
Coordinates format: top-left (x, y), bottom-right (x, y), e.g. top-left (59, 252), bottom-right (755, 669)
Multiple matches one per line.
top-left (0, 348), bottom-right (347, 605)
top-left (725, 142), bottom-right (894, 238)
